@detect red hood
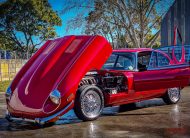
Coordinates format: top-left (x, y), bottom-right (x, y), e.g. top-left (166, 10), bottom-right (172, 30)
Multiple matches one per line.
top-left (9, 35), bottom-right (112, 113)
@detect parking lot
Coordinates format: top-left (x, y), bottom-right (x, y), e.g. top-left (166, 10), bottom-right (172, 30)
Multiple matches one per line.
top-left (0, 87), bottom-right (190, 138)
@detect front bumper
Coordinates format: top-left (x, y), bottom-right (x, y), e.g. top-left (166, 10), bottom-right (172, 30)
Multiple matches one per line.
top-left (6, 100), bottom-right (74, 125)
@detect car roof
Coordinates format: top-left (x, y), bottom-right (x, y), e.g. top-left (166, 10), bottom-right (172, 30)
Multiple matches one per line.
top-left (113, 47), bottom-right (175, 64)
top-left (113, 48), bottom-right (153, 53)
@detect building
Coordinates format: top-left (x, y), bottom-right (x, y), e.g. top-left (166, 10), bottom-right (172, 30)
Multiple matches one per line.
top-left (161, 0), bottom-right (190, 46)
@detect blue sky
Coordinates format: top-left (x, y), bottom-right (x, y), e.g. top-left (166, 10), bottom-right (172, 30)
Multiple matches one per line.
top-left (0, 0), bottom-right (174, 38)
top-left (49, 0), bottom-right (174, 37)
top-left (0, 0), bottom-right (174, 47)
top-left (48, 0), bottom-right (88, 37)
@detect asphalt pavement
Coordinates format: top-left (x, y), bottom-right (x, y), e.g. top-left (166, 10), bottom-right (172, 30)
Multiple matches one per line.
top-left (0, 87), bottom-right (190, 138)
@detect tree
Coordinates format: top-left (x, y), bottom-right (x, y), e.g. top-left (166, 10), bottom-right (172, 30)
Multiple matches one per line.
top-left (0, 35), bottom-right (15, 50)
top-left (63, 0), bottom-right (174, 48)
top-left (0, 0), bottom-right (62, 57)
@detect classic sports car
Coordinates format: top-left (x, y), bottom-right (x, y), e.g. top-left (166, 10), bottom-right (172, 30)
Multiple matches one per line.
top-left (5, 35), bottom-right (190, 125)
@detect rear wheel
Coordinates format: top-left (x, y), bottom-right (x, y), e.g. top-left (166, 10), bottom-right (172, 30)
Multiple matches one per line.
top-left (162, 87), bottom-right (181, 104)
top-left (74, 85), bottom-right (104, 121)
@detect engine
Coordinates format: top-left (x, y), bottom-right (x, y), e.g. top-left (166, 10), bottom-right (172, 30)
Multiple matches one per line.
top-left (102, 74), bottom-right (127, 94)
top-left (79, 71), bottom-right (128, 94)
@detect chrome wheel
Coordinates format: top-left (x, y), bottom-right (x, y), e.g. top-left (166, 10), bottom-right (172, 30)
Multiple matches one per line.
top-left (168, 87), bottom-right (180, 103)
top-left (163, 87), bottom-right (181, 104)
top-left (74, 85), bottom-right (104, 121)
top-left (81, 90), bottom-right (102, 118)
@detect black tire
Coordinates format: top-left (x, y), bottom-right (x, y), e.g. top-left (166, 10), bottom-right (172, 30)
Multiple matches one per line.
top-left (74, 85), bottom-right (104, 121)
top-left (162, 87), bottom-right (181, 104)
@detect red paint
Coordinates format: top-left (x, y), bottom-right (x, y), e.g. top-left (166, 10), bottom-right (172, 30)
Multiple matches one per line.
top-left (6, 35), bottom-right (190, 123)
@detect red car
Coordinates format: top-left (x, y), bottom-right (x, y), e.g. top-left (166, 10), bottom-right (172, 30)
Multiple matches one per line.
top-left (5, 35), bottom-right (190, 125)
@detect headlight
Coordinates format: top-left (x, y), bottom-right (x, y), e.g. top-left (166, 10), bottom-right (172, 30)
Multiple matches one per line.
top-left (50, 90), bottom-right (61, 105)
top-left (5, 86), bottom-right (12, 101)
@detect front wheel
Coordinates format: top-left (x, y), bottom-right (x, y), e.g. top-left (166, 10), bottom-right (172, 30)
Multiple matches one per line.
top-left (162, 87), bottom-right (181, 104)
top-left (74, 85), bottom-right (104, 121)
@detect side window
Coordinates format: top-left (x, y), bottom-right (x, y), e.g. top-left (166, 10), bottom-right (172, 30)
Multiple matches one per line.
top-left (149, 52), bottom-right (170, 68)
top-left (149, 52), bottom-right (157, 68)
top-left (116, 55), bottom-right (134, 70)
top-left (157, 52), bottom-right (170, 67)
top-left (138, 52), bottom-right (151, 66)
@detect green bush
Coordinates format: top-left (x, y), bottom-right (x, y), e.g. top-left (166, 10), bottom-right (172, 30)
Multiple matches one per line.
top-left (0, 81), bottom-right (11, 92)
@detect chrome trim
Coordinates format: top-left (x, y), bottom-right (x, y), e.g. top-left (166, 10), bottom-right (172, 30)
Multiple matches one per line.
top-left (37, 100), bottom-right (74, 124)
top-left (9, 117), bottom-right (36, 123)
top-left (5, 100), bottom-right (74, 125)
top-left (135, 52), bottom-right (138, 71)
top-left (86, 71), bottom-right (98, 75)
top-left (148, 64), bottom-right (189, 71)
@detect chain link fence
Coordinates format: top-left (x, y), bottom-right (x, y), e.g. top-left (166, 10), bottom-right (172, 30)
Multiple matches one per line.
top-left (0, 50), bottom-right (30, 81)
top-left (0, 50), bottom-right (32, 60)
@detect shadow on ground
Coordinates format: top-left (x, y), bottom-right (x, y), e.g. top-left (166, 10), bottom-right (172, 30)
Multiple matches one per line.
top-left (0, 87), bottom-right (190, 137)
top-left (0, 98), bottom-right (166, 131)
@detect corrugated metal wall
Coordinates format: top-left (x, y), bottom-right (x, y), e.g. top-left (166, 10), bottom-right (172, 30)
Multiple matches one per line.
top-left (161, 0), bottom-right (190, 46)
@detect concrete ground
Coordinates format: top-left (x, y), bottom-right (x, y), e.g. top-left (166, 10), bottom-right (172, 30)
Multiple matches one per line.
top-left (0, 87), bottom-right (190, 138)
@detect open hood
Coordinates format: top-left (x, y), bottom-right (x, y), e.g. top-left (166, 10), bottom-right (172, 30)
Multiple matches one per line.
top-left (9, 35), bottom-right (112, 112)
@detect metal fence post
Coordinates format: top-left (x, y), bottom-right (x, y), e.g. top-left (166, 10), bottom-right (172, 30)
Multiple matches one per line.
top-left (4, 50), bottom-right (6, 59)
top-left (0, 57), bottom-right (1, 81)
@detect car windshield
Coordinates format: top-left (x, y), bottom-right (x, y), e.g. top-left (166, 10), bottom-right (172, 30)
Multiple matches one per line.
top-left (102, 52), bottom-right (136, 70)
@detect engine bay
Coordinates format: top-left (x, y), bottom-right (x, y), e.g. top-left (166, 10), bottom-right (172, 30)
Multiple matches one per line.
top-left (79, 71), bottom-right (128, 94)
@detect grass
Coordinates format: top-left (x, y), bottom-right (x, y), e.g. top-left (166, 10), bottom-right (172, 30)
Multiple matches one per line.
top-left (0, 80), bottom-right (11, 92)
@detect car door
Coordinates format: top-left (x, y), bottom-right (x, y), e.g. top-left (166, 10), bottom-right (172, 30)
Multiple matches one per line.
top-left (133, 51), bottom-right (184, 92)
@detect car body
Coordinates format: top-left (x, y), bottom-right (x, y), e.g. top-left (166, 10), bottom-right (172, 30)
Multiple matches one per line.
top-left (5, 35), bottom-right (190, 125)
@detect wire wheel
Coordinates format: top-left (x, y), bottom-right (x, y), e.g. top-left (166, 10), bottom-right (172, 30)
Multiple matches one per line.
top-left (168, 87), bottom-right (180, 103)
top-left (81, 90), bottom-right (102, 118)
top-left (74, 85), bottom-right (104, 121)
top-left (163, 87), bottom-right (181, 104)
